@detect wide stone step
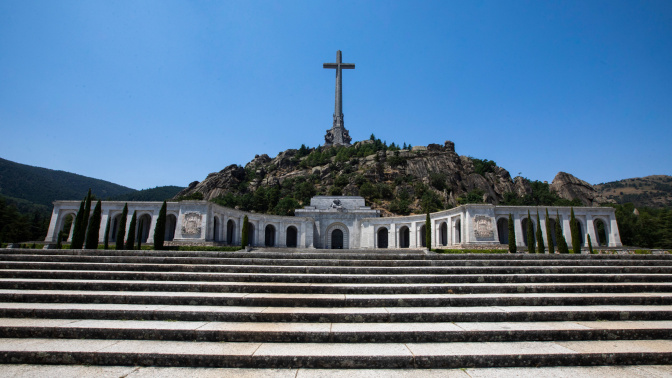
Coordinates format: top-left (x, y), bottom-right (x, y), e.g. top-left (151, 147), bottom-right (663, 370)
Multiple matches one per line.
top-left (3, 261), bottom-right (671, 274)
top-left (2, 302), bottom-right (670, 322)
top-left (1, 318), bottom-right (672, 343)
top-left (1, 338), bottom-right (671, 368)
top-left (2, 278), bottom-right (671, 294)
top-left (2, 289), bottom-right (672, 307)
top-left (3, 268), bottom-right (670, 284)
top-left (2, 364), bottom-right (672, 377)
top-left (4, 253), bottom-right (671, 267)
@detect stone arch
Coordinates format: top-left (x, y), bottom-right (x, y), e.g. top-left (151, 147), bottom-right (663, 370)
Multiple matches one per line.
top-left (419, 225), bottom-right (426, 247)
top-left (454, 218), bottom-right (461, 244)
top-left (326, 223), bottom-right (349, 249)
top-left (165, 214), bottom-right (177, 241)
top-left (377, 226), bottom-right (389, 249)
top-left (213, 216), bottom-right (220, 242)
top-left (265, 224), bottom-right (276, 247)
top-left (56, 212), bottom-right (77, 241)
top-left (521, 217), bottom-right (535, 247)
top-left (593, 218), bottom-right (609, 246)
top-left (226, 219), bottom-right (235, 245)
top-left (440, 222), bottom-right (448, 246)
top-left (111, 213), bottom-right (123, 242)
top-left (286, 226), bottom-right (298, 248)
top-left (497, 217), bottom-right (509, 244)
top-left (247, 223), bottom-right (256, 246)
top-left (137, 213), bottom-right (152, 243)
top-left (399, 226), bottom-right (410, 248)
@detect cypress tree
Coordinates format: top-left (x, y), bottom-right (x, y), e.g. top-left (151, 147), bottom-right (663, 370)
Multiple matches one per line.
top-left (115, 204), bottom-right (128, 250)
top-left (587, 234), bottom-right (594, 254)
top-left (526, 210), bottom-right (535, 253)
top-left (154, 201), bottom-right (167, 250)
top-left (570, 207), bottom-right (581, 254)
top-left (508, 213), bottom-right (516, 253)
top-left (103, 216), bottom-right (111, 250)
top-left (241, 215), bottom-right (249, 247)
top-left (536, 211), bottom-right (545, 254)
top-left (81, 189), bottom-right (92, 245)
top-left (137, 220), bottom-right (143, 250)
top-left (125, 211), bottom-right (137, 250)
top-left (84, 200), bottom-right (102, 249)
top-left (425, 212), bottom-right (431, 250)
top-left (70, 199), bottom-right (86, 249)
top-left (545, 209), bottom-right (554, 254)
top-left (56, 231), bottom-right (63, 249)
top-left (556, 210), bottom-right (569, 254)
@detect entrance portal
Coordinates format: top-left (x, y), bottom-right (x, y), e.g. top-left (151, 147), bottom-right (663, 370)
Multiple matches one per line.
top-left (331, 229), bottom-right (343, 249)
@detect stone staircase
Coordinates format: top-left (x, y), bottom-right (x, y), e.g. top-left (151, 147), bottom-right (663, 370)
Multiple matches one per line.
top-left (0, 248), bottom-right (671, 373)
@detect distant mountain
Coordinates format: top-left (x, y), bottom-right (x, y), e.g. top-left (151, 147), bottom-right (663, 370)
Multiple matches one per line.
top-left (0, 157), bottom-right (136, 207)
top-left (595, 175), bottom-right (672, 208)
top-left (109, 186), bottom-right (185, 202)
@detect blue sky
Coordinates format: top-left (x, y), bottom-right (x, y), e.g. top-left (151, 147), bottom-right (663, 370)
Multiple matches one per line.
top-left (1, 0), bottom-right (671, 190)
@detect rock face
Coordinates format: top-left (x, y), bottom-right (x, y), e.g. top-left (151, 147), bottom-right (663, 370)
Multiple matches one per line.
top-left (175, 140), bottom-right (604, 213)
top-left (549, 172), bottom-right (599, 206)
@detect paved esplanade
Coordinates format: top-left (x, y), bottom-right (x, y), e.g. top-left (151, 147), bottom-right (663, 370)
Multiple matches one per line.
top-left (323, 50), bottom-right (354, 146)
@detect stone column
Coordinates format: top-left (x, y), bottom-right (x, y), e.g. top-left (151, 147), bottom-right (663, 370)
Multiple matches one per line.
top-left (513, 212), bottom-right (524, 247)
top-left (99, 208), bottom-right (111, 243)
top-left (585, 215), bottom-right (596, 249)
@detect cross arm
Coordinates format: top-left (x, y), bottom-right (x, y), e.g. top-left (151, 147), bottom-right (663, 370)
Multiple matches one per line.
top-left (323, 63), bottom-right (356, 69)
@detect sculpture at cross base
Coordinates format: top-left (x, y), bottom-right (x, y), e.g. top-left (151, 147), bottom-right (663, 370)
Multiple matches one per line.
top-left (323, 50), bottom-right (354, 147)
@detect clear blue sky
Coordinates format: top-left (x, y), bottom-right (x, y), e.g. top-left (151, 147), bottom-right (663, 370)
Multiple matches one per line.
top-left (1, 0), bottom-right (671, 190)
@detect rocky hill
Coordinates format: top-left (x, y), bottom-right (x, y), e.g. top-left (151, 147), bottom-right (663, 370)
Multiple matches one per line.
top-left (175, 139), bottom-right (608, 216)
top-left (595, 175), bottom-right (672, 208)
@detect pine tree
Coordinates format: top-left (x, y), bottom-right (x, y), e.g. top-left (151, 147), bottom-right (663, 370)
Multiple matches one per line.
top-left (103, 216), bottom-right (111, 250)
top-left (536, 211), bottom-right (545, 254)
top-left (425, 212), bottom-right (431, 250)
top-left (588, 234), bottom-right (594, 254)
top-left (137, 220), bottom-right (143, 250)
top-left (70, 199), bottom-right (86, 249)
top-left (545, 209), bottom-right (554, 254)
top-left (526, 210), bottom-right (535, 253)
top-left (115, 204), bottom-right (128, 250)
top-left (570, 207), bottom-right (581, 254)
top-left (241, 215), bottom-right (249, 247)
top-left (508, 213), bottom-right (516, 253)
top-left (556, 210), bottom-right (569, 254)
top-left (84, 200), bottom-right (102, 249)
top-left (125, 211), bottom-right (137, 250)
top-left (154, 201), bottom-right (167, 250)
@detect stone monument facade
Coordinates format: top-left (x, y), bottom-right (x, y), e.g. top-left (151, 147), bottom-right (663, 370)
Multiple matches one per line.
top-left (323, 50), bottom-right (354, 146)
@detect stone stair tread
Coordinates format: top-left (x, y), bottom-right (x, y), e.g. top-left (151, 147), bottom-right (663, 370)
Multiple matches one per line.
top-left (3, 318), bottom-right (672, 333)
top-left (1, 337), bottom-right (671, 356)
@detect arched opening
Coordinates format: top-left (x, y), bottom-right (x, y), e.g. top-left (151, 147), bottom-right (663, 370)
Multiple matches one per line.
top-left (576, 220), bottom-right (585, 245)
top-left (594, 219), bottom-right (608, 246)
top-left (454, 219), bottom-right (461, 244)
top-left (440, 222), bottom-right (448, 246)
top-left (521, 218), bottom-right (535, 247)
top-left (58, 213), bottom-right (76, 242)
top-left (497, 218), bottom-right (509, 244)
top-left (331, 229), bottom-right (343, 249)
top-left (419, 225), bottom-right (426, 247)
top-left (286, 226), bottom-right (298, 248)
top-left (265, 225), bottom-right (276, 247)
top-left (377, 227), bottom-right (388, 249)
top-left (399, 226), bottom-right (410, 248)
top-left (227, 220), bottom-right (235, 244)
top-left (111, 214), bottom-right (122, 242)
top-left (165, 214), bottom-right (177, 241)
top-left (138, 214), bottom-right (152, 243)
top-left (247, 224), bottom-right (255, 246)
top-left (213, 217), bottom-right (220, 242)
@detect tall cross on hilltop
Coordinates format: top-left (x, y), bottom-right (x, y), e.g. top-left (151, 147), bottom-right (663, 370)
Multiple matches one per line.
top-left (323, 50), bottom-right (354, 146)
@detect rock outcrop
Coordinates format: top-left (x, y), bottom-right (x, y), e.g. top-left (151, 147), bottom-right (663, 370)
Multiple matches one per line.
top-left (175, 140), bottom-right (606, 213)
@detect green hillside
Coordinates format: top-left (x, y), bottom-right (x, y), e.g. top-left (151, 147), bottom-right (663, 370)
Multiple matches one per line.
top-left (0, 157), bottom-right (136, 207)
top-left (109, 186), bottom-right (185, 202)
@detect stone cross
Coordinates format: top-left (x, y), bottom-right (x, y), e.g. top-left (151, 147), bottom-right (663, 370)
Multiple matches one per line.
top-left (323, 50), bottom-right (354, 146)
